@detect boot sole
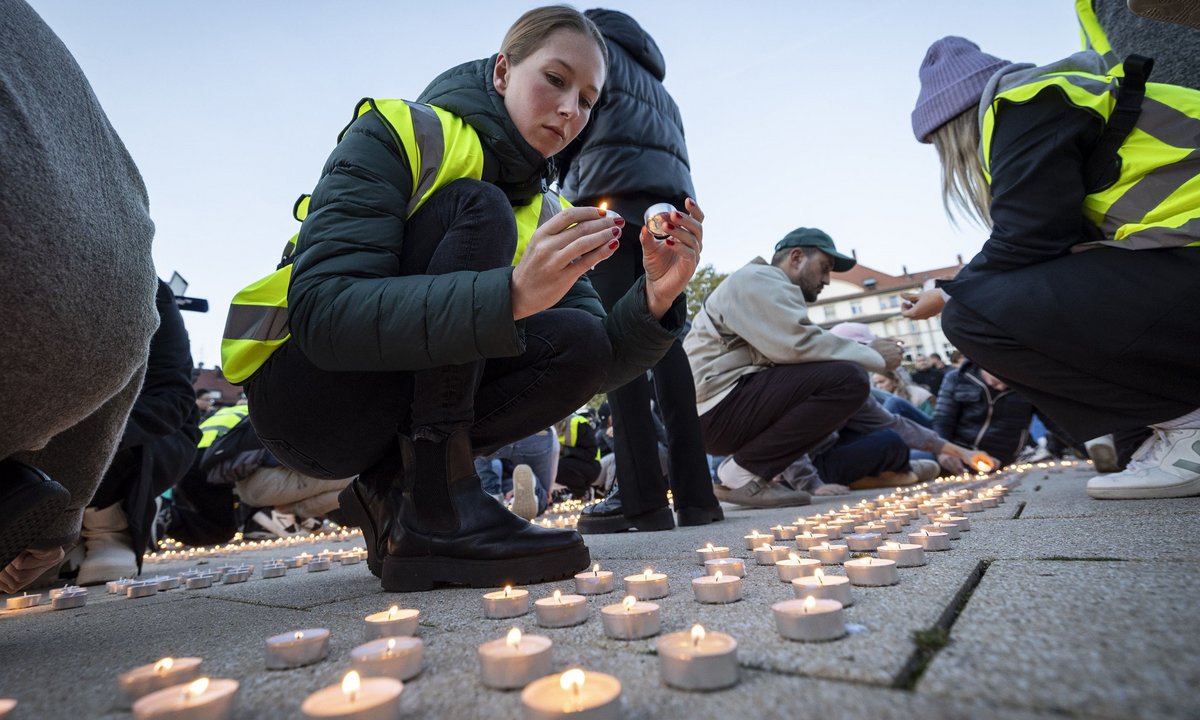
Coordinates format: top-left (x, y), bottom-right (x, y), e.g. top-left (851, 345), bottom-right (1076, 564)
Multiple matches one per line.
top-left (1087, 475), bottom-right (1200, 500)
top-left (511, 465), bottom-right (538, 521)
top-left (676, 505), bottom-right (725, 527)
top-left (337, 483), bottom-right (382, 578)
top-left (1086, 444), bottom-right (1120, 473)
top-left (577, 506), bottom-right (675, 534)
top-left (0, 471), bottom-right (70, 573)
top-left (380, 543), bottom-right (591, 592)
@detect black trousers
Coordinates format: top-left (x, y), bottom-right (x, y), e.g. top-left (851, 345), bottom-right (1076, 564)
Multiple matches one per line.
top-left (700, 361), bottom-right (870, 480)
top-left (247, 179), bottom-right (610, 481)
top-left (586, 223), bottom-right (716, 517)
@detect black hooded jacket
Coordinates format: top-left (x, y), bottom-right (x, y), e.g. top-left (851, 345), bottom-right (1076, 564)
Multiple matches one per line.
top-left (557, 9), bottom-right (694, 219)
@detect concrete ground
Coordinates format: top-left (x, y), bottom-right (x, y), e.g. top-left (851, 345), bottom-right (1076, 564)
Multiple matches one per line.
top-left (1, 462), bottom-right (1197, 720)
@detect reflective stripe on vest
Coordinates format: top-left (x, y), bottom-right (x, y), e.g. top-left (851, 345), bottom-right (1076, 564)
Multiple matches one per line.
top-left (980, 63), bottom-right (1200, 251)
top-left (221, 98), bottom-right (567, 383)
top-left (198, 405), bottom-right (249, 449)
top-left (1075, 0), bottom-right (1117, 69)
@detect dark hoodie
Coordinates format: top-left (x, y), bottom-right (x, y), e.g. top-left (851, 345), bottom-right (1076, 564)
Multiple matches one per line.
top-left (284, 56), bottom-right (683, 389)
top-left (557, 9), bottom-right (694, 220)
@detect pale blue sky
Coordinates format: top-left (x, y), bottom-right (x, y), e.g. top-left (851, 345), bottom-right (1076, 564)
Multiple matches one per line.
top-left (27, 0), bottom-right (1079, 366)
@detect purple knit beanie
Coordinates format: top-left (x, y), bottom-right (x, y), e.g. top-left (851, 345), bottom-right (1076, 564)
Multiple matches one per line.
top-left (912, 36), bottom-right (1011, 143)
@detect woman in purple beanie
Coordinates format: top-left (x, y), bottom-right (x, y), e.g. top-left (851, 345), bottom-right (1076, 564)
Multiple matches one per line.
top-left (901, 36), bottom-right (1200, 501)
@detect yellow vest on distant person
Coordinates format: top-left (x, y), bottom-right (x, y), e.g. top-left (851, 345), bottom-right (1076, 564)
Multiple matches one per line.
top-left (220, 98), bottom-right (569, 384)
top-left (197, 404), bottom-right (250, 450)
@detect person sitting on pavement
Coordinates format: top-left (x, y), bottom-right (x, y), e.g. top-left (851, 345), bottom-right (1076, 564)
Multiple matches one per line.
top-left (933, 361), bottom-right (1034, 472)
top-left (910, 353), bottom-right (948, 397)
top-left (555, 410), bottom-right (601, 500)
top-left (902, 36), bottom-right (1200, 498)
top-left (474, 427), bottom-right (558, 520)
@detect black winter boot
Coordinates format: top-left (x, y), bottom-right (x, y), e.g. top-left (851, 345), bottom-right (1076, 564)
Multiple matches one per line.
top-left (337, 437), bottom-right (412, 578)
top-left (382, 430), bottom-right (590, 592)
top-left (0, 459), bottom-right (70, 574)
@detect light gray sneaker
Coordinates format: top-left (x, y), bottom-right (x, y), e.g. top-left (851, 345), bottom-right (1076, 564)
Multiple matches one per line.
top-left (712, 479), bottom-right (812, 508)
top-left (511, 464), bottom-right (539, 521)
top-left (910, 459), bottom-right (942, 482)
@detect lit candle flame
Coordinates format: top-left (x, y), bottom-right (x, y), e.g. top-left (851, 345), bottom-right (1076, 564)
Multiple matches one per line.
top-left (184, 678), bottom-right (209, 701)
top-left (154, 657), bottom-right (174, 674)
top-left (804, 595), bottom-right (816, 613)
top-left (560, 668), bottom-right (585, 707)
top-left (506, 627), bottom-right (522, 650)
top-left (815, 569), bottom-right (825, 585)
top-left (714, 570), bottom-right (724, 582)
top-left (759, 543), bottom-right (773, 552)
top-left (643, 568), bottom-right (653, 580)
top-left (504, 585), bottom-right (512, 598)
top-left (553, 589), bottom-right (563, 604)
top-left (622, 595), bottom-right (636, 612)
top-left (294, 631), bottom-right (304, 640)
top-left (386, 638), bottom-right (396, 655)
top-left (691, 624), bottom-right (706, 647)
top-left (705, 542), bottom-right (714, 552)
top-left (342, 671), bottom-right (360, 704)
top-left (593, 563), bottom-right (600, 576)
top-left (598, 201), bottom-right (608, 214)
top-left (388, 605), bottom-right (398, 619)
top-left (788, 553), bottom-right (800, 563)
top-left (816, 542), bottom-right (829, 551)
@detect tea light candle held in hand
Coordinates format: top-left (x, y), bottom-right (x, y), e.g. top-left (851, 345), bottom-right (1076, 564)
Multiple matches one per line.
top-left (656, 625), bottom-right (738, 691)
top-left (482, 585), bottom-right (530, 619)
top-left (573, 563), bottom-right (615, 595)
top-left (773, 596), bottom-right (846, 642)
top-left (792, 569), bottom-right (853, 606)
top-left (876, 541), bottom-right (926, 567)
top-left (534, 589), bottom-right (589, 628)
top-left (809, 542), bottom-right (850, 565)
top-left (364, 606), bottom-right (419, 641)
top-left (478, 628), bottom-right (553, 689)
top-left (908, 529), bottom-right (951, 551)
top-left (265, 629), bottom-right (330, 670)
top-left (691, 570), bottom-right (742, 604)
top-left (132, 677), bottom-right (239, 720)
top-left (703, 557), bottom-right (745, 578)
top-left (521, 668), bottom-right (622, 720)
top-left (624, 568), bottom-right (668, 600)
top-left (301, 671), bottom-right (402, 720)
top-left (844, 557), bottom-right (899, 586)
top-left (600, 596), bottom-right (661, 640)
top-left (753, 543), bottom-right (790, 565)
top-left (776, 553), bottom-right (821, 582)
top-left (695, 542), bottom-right (730, 566)
top-left (118, 657), bottom-right (204, 707)
top-left (351, 637), bottom-right (423, 681)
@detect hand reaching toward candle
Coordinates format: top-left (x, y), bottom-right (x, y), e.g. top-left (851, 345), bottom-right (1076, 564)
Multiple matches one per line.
top-left (511, 205), bottom-right (625, 321)
top-left (641, 197), bottom-right (704, 319)
top-left (900, 288), bottom-right (947, 320)
top-left (0, 546), bottom-right (64, 594)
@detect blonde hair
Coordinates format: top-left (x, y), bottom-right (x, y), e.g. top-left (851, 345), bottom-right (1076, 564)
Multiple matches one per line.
top-left (929, 109), bottom-right (992, 228)
top-left (501, 5), bottom-right (608, 71)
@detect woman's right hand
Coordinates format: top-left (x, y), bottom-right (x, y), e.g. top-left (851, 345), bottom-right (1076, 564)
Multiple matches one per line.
top-left (511, 206), bottom-right (624, 320)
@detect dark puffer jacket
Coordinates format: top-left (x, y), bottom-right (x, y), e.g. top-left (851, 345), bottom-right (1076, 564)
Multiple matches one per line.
top-left (557, 9), bottom-right (694, 219)
top-left (932, 362), bottom-right (1033, 465)
top-left (286, 56), bottom-right (684, 390)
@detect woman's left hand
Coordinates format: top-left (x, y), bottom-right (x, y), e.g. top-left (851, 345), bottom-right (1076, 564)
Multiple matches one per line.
top-left (642, 197), bottom-right (703, 318)
top-left (900, 289), bottom-right (947, 320)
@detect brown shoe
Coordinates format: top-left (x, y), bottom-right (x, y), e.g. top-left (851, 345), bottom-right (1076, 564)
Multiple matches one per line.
top-left (713, 479), bottom-right (812, 508)
top-left (1128, 0), bottom-right (1200, 29)
top-left (848, 470), bottom-right (919, 490)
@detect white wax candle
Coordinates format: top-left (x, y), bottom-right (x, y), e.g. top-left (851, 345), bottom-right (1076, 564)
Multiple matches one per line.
top-left (0, 699), bottom-right (14, 717)
top-left (753, 544), bottom-right (790, 565)
top-left (300, 673), bottom-right (402, 720)
top-left (691, 573), bottom-right (742, 604)
top-left (118, 657), bottom-right (204, 707)
top-left (846, 533), bottom-right (883, 552)
top-left (792, 571), bottom-right (853, 606)
top-left (222, 570), bottom-right (249, 584)
top-left (306, 558), bottom-right (332, 572)
top-left (808, 543), bottom-right (850, 565)
top-left (930, 521), bottom-right (961, 540)
top-left (340, 553), bottom-right (363, 566)
top-left (185, 575), bottom-right (214, 590)
top-left (478, 629), bottom-right (553, 689)
top-left (264, 629), bottom-right (330, 670)
top-left (132, 678), bottom-right (238, 720)
top-left (364, 607), bottom-right (419, 641)
top-left (814, 523), bottom-right (843, 540)
top-left (960, 499), bottom-right (984, 513)
top-left (656, 626), bottom-right (738, 690)
top-left (773, 598), bottom-right (846, 642)
top-left (482, 586), bottom-right (530, 619)
top-left (775, 555), bottom-right (821, 582)
top-left (794, 532), bottom-right (830, 550)
top-left (5, 592), bottom-right (41, 610)
top-left (879, 517), bottom-right (904, 533)
top-left (156, 576), bottom-right (182, 591)
top-left (534, 590), bottom-right (589, 628)
top-left (844, 557), bottom-right (899, 586)
top-left (521, 669), bottom-right (622, 720)
top-left (262, 564), bottom-right (287, 579)
top-left (742, 531), bottom-right (773, 550)
top-left (908, 530), bottom-right (952, 551)
top-left (51, 590), bottom-right (87, 610)
top-left (770, 524), bottom-right (798, 541)
top-left (283, 556), bottom-right (305, 569)
top-left (940, 514), bottom-right (970, 531)
top-left (573, 565), bottom-right (615, 595)
top-left (703, 557), bottom-right (745, 578)
top-left (876, 542), bottom-right (926, 567)
top-left (600, 597), bottom-right (661, 640)
top-left (695, 544), bottom-right (730, 566)
top-left (623, 570), bottom-right (669, 600)
top-left (350, 637), bottom-right (423, 681)
top-left (127, 582), bottom-right (158, 599)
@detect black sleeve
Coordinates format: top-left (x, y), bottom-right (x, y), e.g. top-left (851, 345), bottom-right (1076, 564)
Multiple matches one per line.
top-left (120, 281), bottom-right (198, 449)
top-left (947, 91), bottom-right (1105, 286)
top-left (931, 370), bottom-right (962, 443)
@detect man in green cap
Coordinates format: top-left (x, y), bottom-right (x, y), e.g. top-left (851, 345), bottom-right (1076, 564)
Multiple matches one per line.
top-left (682, 228), bottom-right (905, 507)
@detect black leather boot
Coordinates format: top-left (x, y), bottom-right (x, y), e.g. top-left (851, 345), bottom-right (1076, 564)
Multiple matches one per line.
top-left (0, 459), bottom-right (70, 573)
top-left (381, 429), bottom-right (590, 592)
top-left (336, 437), bottom-right (412, 579)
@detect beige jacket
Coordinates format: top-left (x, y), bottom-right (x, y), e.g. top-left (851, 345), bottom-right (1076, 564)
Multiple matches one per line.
top-left (685, 258), bottom-right (887, 415)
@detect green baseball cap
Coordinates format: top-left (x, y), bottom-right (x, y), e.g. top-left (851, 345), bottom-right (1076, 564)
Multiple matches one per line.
top-left (774, 227), bottom-right (856, 272)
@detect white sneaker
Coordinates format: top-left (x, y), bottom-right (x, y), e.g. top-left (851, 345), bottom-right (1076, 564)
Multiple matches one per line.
top-left (1084, 434), bottom-right (1119, 473)
top-left (245, 510), bottom-right (300, 539)
top-left (77, 504), bottom-right (139, 586)
top-left (910, 459), bottom-right (942, 482)
top-left (511, 464), bottom-right (539, 521)
top-left (1086, 428), bottom-right (1200, 499)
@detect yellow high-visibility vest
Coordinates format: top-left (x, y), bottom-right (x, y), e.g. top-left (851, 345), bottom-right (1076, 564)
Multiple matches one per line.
top-left (197, 405), bottom-right (250, 450)
top-left (1074, 0), bottom-right (1117, 69)
top-left (220, 98), bottom-right (569, 384)
top-left (980, 60), bottom-right (1200, 251)
top-left (558, 414), bottom-right (601, 461)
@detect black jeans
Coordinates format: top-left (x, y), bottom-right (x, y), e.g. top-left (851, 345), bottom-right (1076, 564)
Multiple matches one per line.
top-left (247, 179), bottom-right (611, 479)
top-left (586, 222), bottom-right (716, 517)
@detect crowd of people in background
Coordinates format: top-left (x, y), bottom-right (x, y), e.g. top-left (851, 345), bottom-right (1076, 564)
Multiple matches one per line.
top-left (3, 0), bottom-right (1198, 595)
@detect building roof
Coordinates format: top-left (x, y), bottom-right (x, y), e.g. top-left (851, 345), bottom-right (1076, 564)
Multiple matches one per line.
top-left (835, 260), bottom-right (964, 293)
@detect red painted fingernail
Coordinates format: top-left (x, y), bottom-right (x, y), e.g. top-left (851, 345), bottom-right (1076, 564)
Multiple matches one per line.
top-left (666, 238), bottom-right (676, 246)
top-left (672, 212), bottom-right (682, 221)
top-left (665, 222), bottom-right (676, 230)
top-left (613, 217), bottom-right (625, 227)
top-left (609, 240), bottom-right (620, 250)
top-left (611, 227), bottom-right (621, 237)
